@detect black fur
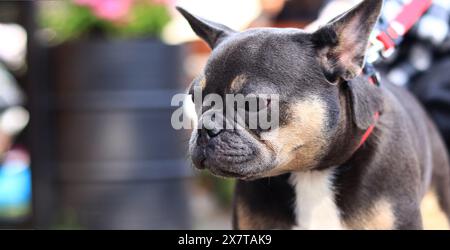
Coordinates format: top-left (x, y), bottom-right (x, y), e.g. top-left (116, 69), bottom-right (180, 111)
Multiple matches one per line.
top-left (232, 174), bottom-right (296, 229)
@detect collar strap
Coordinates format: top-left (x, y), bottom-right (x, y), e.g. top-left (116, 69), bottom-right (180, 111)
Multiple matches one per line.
top-left (355, 0), bottom-right (432, 147)
top-left (357, 64), bottom-right (380, 148)
top-left (358, 112), bottom-right (380, 148)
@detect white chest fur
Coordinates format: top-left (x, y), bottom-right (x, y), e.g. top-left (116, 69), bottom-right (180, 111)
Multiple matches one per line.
top-left (290, 169), bottom-right (343, 230)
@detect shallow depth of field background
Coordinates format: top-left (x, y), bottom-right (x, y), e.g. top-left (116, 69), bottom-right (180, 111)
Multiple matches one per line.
top-left (0, 0), bottom-right (448, 229)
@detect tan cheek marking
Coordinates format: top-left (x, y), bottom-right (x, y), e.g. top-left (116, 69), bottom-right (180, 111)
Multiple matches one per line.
top-left (229, 74), bottom-right (247, 92)
top-left (344, 198), bottom-right (395, 230)
top-left (262, 97), bottom-right (327, 173)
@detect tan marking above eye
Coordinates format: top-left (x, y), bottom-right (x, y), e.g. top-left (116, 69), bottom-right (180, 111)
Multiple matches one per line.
top-left (229, 74), bottom-right (247, 92)
top-left (199, 77), bottom-right (206, 89)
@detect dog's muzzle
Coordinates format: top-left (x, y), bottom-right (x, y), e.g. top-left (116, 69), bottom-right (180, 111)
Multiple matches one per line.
top-left (189, 110), bottom-right (275, 179)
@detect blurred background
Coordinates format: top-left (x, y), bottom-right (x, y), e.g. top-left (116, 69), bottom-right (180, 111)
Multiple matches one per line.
top-left (0, 0), bottom-right (449, 229)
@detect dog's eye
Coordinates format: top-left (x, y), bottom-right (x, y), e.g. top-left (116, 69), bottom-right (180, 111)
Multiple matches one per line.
top-left (232, 96), bottom-right (275, 134)
top-left (243, 96), bottom-right (270, 113)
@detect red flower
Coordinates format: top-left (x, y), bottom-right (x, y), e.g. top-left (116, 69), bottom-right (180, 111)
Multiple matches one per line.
top-left (74, 0), bottom-right (134, 22)
top-left (152, 0), bottom-right (175, 6)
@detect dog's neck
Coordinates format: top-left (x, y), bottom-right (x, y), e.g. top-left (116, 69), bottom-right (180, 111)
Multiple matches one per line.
top-left (289, 168), bottom-right (344, 230)
top-left (318, 77), bottom-right (381, 169)
top-left (289, 77), bottom-right (383, 230)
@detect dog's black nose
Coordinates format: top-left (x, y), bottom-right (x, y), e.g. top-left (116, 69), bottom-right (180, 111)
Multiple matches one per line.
top-left (198, 127), bottom-right (222, 142)
top-left (205, 127), bottom-right (222, 138)
top-left (198, 110), bottom-right (224, 139)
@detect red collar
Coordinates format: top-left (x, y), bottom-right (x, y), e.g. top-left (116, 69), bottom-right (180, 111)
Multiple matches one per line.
top-left (356, 72), bottom-right (380, 149)
top-left (357, 112), bottom-right (380, 148)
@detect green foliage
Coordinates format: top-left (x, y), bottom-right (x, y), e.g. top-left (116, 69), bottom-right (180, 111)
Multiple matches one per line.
top-left (40, 4), bottom-right (97, 43)
top-left (198, 172), bottom-right (236, 207)
top-left (39, 0), bottom-right (171, 43)
top-left (213, 178), bottom-right (236, 207)
top-left (0, 204), bottom-right (30, 219)
top-left (108, 3), bottom-right (171, 38)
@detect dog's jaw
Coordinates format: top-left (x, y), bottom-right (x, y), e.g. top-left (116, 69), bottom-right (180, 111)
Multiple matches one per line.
top-left (289, 168), bottom-right (344, 230)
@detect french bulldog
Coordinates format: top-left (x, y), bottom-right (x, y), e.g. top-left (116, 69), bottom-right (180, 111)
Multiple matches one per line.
top-left (179, 0), bottom-right (450, 229)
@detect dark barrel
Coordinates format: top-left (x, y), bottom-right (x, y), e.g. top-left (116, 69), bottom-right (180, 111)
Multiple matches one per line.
top-left (47, 39), bottom-right (191, 229)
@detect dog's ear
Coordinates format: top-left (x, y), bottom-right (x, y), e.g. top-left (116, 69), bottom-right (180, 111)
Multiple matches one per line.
top-left (177, 6), bottom-right (235, 49)
top-left (312, 0), bottom-right (383, 82)
top-left (347, 76), bottom-right (383, 130)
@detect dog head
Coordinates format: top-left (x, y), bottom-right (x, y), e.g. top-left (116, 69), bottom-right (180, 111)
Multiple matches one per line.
top-left (181, 0), bottom-right (384, 179)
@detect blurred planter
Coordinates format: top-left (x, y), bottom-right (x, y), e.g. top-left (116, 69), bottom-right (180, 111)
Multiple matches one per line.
top-left (47, 38), bottom-right (191, 229)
